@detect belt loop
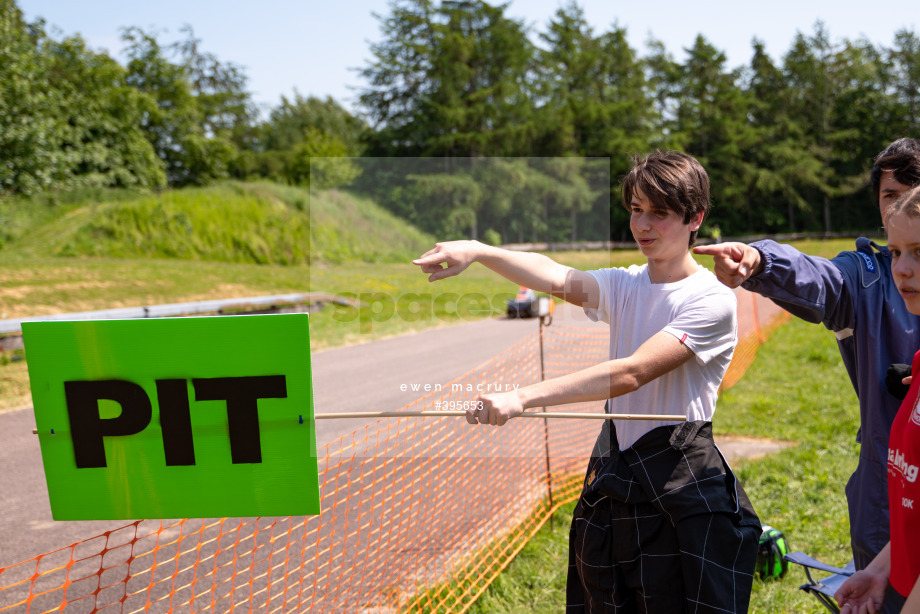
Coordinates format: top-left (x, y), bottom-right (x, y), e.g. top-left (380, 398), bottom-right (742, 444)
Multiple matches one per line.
top-left (668, 420), bottom-right (703, 450)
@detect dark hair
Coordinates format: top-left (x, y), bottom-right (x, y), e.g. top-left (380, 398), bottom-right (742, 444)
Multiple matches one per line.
top-left (870, 138), bottom-right (920, 203)
top-left (621, 150), bottom-right (710, 247)
top-left (884, 184), bottom-right (920, 228)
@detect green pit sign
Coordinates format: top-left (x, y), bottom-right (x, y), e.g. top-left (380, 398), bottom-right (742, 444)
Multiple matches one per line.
top-left (22, 314), bottom-right (319, 520)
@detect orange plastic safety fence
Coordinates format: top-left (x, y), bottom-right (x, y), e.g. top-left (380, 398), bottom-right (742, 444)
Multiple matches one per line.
top-left (721, 290), bottom-right (791, 391)
top-left (0, 289), bottom-right (788, 614)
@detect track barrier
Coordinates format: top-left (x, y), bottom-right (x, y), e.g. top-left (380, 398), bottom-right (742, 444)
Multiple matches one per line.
top-left (0, 289), bottom-right (789, 613)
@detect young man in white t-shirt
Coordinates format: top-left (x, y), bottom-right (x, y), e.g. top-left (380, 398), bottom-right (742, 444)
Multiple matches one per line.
top-left (414, 151), bottom-right (760, 613)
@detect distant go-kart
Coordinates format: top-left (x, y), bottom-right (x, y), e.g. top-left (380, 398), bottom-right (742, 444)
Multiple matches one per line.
top-left (506, 286), bottom-right (553, 319)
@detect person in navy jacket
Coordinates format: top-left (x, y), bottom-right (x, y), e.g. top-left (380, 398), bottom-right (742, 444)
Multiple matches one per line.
top-left (695, 138), bottom-right (920, 613)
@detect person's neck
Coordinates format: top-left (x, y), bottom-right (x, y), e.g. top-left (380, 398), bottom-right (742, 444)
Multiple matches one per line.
top-left (646, 251), bottom-right (700, 284)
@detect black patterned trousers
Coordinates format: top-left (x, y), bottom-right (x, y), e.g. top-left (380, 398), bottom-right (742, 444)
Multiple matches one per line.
top-left (565, 420), bottom-right (761, 614)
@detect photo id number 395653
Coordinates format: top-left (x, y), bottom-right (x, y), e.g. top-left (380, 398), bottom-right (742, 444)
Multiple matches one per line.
top-left (434, 400), bottom-right (484, 411)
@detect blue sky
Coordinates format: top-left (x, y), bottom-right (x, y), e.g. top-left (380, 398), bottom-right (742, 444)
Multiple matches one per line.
top-left (18, 0), bottom-right (919, 117)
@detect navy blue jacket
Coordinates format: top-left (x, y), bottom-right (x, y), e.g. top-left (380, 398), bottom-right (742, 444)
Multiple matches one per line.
top-left (743, 238), bottom-right (920, 567)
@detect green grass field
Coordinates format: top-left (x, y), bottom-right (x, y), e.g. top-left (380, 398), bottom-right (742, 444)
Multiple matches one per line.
top-left (463, 317), bottom-right (859, 614)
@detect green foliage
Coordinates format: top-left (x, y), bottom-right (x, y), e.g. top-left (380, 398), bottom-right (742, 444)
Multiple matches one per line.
top-left (47, 35), bottom-right (166, 191)
top-left (234, 95), bottom-right (366, 187)
top-left (481, 228), bottom-right (502, 246)
top-left (173, 25), bottom-right (256, 143)
top-left (890, 29), bottom-right (920, 131)
top-left (408, 171), bottom-right (483, 237)
top-left (0, 11), bottom-right (369, 195)
top-left (356, 2), bottom-right (920, 237)
top-left (355, 156), bottom-right (609, 243)
top-left (260, 93), bottom-right (366, 154)
top-left (657, 35), bottom-right (759, 235)
top-left (308, 187), bottom-right (434, 263)
top-left (286, 129), bottom-right (361, 188)
top-left (53, 185), bottom-right (309, 264)
top-left (122, 26), bottom-right (244, 187)
top-left (536, 13), bottom-right (656, 164)
top-left (359, 0), bottom-right (534, 158)
top-left (0, 187), bottom-right (148, 250)
top-left (0, 2), bottom-right (250, 195)
top-left (0, 1), bottom-right (59, 195)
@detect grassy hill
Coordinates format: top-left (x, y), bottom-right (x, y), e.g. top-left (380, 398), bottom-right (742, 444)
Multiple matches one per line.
top-left (0, 182), bottom-right (434, 265)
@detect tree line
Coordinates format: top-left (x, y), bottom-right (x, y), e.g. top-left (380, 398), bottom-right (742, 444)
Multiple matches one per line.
top-left (0, 0), bottom-right (364, 195)
top-left (2, 0), bottom-right (919, 240)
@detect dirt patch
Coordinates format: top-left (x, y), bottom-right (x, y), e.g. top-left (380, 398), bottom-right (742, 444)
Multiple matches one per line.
top-left (717, 435), bottom-right (795, 463)
top-left (0, 266), bottom-right (97, 284)
top-left (1, 280), bottom-right (117, 302)
top-left (2, 303), bottom-right (80, 317)
top-left (0, 283), bottom-right (259, 319)
top-left (179, 284), bottom-right (256, 301)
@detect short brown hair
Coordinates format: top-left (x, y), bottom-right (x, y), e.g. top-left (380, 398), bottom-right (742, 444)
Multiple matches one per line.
top-left (621, 150), bottom-right (710, 247)
top-left (884, 184), bottom-right (920, 228)
top-left (871, 138), bottom-right (920, 203)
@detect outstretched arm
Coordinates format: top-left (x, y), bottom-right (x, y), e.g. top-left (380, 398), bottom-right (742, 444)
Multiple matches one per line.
top-left (414, 240), bottom-right (600, 310)
top-left (468, 329), bottom-right (694, 425)
top-left (696, 239), bottom-right (853, 330)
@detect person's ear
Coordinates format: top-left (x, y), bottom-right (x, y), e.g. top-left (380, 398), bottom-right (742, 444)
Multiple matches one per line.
top-left (689, 210), bottom-right (705, 232)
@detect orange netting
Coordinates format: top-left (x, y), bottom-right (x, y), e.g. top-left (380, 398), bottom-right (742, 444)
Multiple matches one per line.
top-left (0, 289), bottom-right (789, 613)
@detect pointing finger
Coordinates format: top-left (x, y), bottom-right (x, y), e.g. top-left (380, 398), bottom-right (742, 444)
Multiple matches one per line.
top-left (412, 253), bottom-right (445, 267)
top-left (692, 245), bottom-right (726, 256)
top-left (415, 245), bottom-right (441, 260)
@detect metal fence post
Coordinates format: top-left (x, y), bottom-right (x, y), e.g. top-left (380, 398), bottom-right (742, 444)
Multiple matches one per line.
top-left (539, 315), bottom-right (555, 516)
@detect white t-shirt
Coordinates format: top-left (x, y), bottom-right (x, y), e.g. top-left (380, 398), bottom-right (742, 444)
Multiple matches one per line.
top-left (584, 264), bottom-right (737, 450)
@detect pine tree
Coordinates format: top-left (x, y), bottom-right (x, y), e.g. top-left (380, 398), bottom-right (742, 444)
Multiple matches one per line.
top-left (359, 0), bottom-right (533, 158)
top-left (890, 28), bottom-right (920, 135)
top-left (666, 36), bottom-right (755, 234)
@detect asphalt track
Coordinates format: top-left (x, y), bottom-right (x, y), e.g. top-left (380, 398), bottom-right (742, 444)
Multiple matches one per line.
top-left (0, 304), bottom-right (600, 570)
